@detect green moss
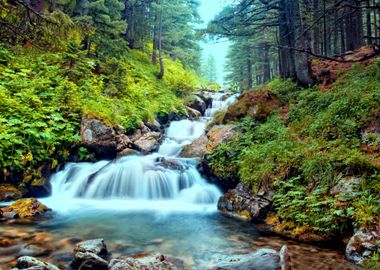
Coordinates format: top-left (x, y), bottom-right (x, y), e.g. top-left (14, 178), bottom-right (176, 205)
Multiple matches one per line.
top-left (2, 198), bottom-right (50, 218)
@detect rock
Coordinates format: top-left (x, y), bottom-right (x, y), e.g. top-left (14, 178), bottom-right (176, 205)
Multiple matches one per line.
top-left (116, 134), bottom-right (132, 151)
top-left (14, 256), bottom-right (60, 270)
top-left (211, 248), bottom-right (281, 270)
top-left (71, 252), bottom-right (109, 270)
top-left (217, 183), bottom-right (271, 221)
top-left (133, 132), bottom-right (161, 153)
top-left (145, 119), bottom-right (161, 132)
top-left (0, 184), bottom-right (22, 202)
top-left (346, 230), bottom-right (379, 264)
top-left (117, 148), bottom-right (139, 157)
top-left (81, 117), bottom-right (117, 158)
top-left (156, 158), bottom-right (186, 172)
top-left (279, 245), bottom-right (291, 270)
top-left (187, 95), bottom-right (207, 115)
top-left (19, 244), bottom-right (48, 257)
top-left (27, 177), bottom-right (52, 198)
top-left (110, 254), bottom-right (181, 270)
top-left (73, 239), bottom-right (108, 259)
top-left (205, 125), bottom-right (237, 154)
top-left (179, 135), bottom-right (208, 158)
top-left (1, 198), bottom-right (50, 219)
top-left (196, 93), bottom-right (212, 108)
top-left (330, 176), bottom-right (361, 201)
top-left (129, 129), bottom-right (143, 142)
top-left (185, 106), bottom-right (202, 120)
top-left (156, 112), bottom-right (186, 126)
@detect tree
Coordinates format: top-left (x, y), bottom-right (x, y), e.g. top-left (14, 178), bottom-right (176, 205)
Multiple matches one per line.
top-left (202, 54), bottom-right (218, 82)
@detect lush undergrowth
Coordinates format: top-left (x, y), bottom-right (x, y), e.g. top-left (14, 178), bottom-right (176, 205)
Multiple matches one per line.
top-left (208, 61), bottom-right (380, 245)
top-left (0, 43), bottom-right (199, 183)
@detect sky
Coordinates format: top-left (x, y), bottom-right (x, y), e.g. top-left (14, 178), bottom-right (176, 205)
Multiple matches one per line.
top-left (198, 0), bottom-right (232, 86)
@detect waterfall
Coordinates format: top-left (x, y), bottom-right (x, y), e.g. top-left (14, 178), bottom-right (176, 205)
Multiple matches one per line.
top-left (205, 93), bottom-right (237, 117)
top-left (47, 92), bottom-right (235, 212)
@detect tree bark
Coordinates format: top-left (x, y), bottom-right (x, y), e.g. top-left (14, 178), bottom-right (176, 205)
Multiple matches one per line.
top-left (157, 9), bottom-right (164, 79)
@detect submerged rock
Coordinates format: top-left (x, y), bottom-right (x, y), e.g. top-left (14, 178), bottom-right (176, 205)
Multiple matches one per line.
top-left (346, 230), bottom-right (379, 264)
top-left (217, 183), bottom-right (271, 221)
top-left (0, 198), bottom-right (50, 219)
top-left (211, 248), bottom-right (281, 270)
top-left (14, 256), bottom-right (60, 270)
top-left (156, 158), bottom-right (186, 172)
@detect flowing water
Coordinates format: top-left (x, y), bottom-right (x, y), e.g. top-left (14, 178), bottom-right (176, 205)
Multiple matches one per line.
top-left (0, 92), bottom-right (358, 270)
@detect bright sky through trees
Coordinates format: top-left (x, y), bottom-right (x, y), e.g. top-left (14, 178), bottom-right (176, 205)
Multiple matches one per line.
top-left (199, 0), bottom-right (232, 86)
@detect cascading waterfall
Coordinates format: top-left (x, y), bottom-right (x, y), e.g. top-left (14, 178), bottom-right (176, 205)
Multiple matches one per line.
top-left (205, 93), bottom-right (237, 117)
top-left (47, 92), bottom-right (236, 212)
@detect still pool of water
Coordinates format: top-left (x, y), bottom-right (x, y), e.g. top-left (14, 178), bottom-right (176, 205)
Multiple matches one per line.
top-left (0, 208), bottom-right (358, 270)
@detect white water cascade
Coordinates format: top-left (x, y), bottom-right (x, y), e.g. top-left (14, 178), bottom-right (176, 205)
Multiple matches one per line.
top-left (205, 93), bottom-right (237, 117)
top-left (46, 93), bottom-right (235, 212)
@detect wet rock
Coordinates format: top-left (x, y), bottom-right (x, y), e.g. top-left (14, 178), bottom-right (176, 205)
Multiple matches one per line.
top-left (133, 132), bottom-right (162, 153)
top-left (156, 111), bottom-right (186, 126)
top-left (116, 134), bottom-right (132, 152)
top-left (81, 117), bottom-right (117, 158)
top-left (110, 254), bottom-right (181, 270)
top-left (279, 245), bottom-right (291, 270)
top-left (217, 183), bottom-right (271, 221)
top-left (180, 135), bottom-right (208, 158)
top-left (117, 148), bottom-right (139, 157)
top-left (129, 129), bottom-right (143, 142)
top-left (330, 176), bottom-right (361, 201)
top-left (27, 177), bottom-right (52, 198)
top-left (0, 184), bottom-right (22, 202)
top-left (211, 248), bottom-right (281, 270)
top-left (0, 198), bottom-right (50, 219)
top-left (145, 119), bottom-right (161, 132)
top-left (71, 252), bottom-right (109, 270)
top-left (73, 239), bottom-right (108, 259)
top-left (14, 256), bottom-right (60, 270)
top-left (186, 106), bottom-right (202, 120)
top-left (156, 158), bottom-right (186, 172)
top-left (346, 230), bottom-right (379, 264)
top-left (196, 93), bottom-right (212, 108)
top-left (187, 95), bottom-right (207, 115)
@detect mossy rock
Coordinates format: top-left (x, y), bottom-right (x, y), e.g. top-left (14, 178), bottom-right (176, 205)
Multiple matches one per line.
top-left (1, 198), bottom-right (51, 219)
top-left (0, 184), bottom-right (22, 202)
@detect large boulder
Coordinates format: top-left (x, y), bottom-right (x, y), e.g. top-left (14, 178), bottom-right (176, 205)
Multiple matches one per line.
top-left (217, 183), bottom-right (271, 221)
top-left (211, 248), bottom-right (281, 270)
top-left (196, 93), bottom-right (212, 108)
top-left (186, 95), bottom-right (207, 115)
top-left (156, 157), bottom-right (187, 172)
top-left (145, 119), bottom-right (161, 132)
top-left (0, 198), bottom-right (51, 219)
top-left (133, 132), bottom-right (162, 153)
top-left (346, 230), bottom-right (379, 264)
top-left (205, 125), bottom-right (237, 153)
top-left (179, 135), bottom-right (208, 158)
top-left (14, 256), bottom-right (60, 270)
top-left (81, 117), bottom-right (117, 158)
top-left (0, 184), bottom-right (22, 202)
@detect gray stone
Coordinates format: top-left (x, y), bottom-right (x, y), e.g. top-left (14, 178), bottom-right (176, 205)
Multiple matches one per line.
top-left (187, 95), bottom-right (207, 115)
top-left (346, 230), bottom-right (379, 264)
top-left (133, 132), bottom-right (161, 153)
top-left (71, 252), bottom-right (109, 270)
top-left (218, 183), bottom-right (271, 221)
top-left (73, 239), bottom-right (108, 259)
top-left (330, 177), bottom-right (361, 201)
top-left (15, 256), bottom-right (60, 270)
top-left (211, 249), bottom-right (281, 270)
top-left (81, 117), bottom-right (117, 158)
top-left (110, 254), bottom-right (180, 270)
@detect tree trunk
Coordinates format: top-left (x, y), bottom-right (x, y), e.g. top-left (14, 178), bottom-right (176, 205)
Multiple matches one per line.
top-left (366, 0), bottom-right (373, 44)
top-left (312, 0), bottom-right (320, 54)
top-left (157, 10), bottom-right (164, 79)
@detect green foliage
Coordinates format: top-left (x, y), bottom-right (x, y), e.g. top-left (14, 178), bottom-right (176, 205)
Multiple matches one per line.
top-left (0, 45), bottom-right (198, 180)
top-left (207, 61), bottom-right (380, 235)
